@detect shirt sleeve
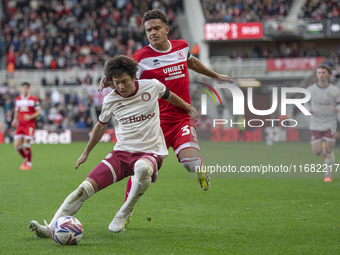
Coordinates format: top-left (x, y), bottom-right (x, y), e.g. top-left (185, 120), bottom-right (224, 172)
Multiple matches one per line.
top-left (98, 100), bottom-right (113, 124)
top-left (34, 97), bottom-right (41, 109)
top-left (187, 51), bottom-right (193, 60)
top-left (152, 79), bottom-right (167, 99)
top-left (162, 87), bottom-right (170, 99)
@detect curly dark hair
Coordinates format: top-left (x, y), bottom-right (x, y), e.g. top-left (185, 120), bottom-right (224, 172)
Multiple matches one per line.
top-left (104, 55), bottom-right (138, 79)
top-left (142, 9), bottom-right (169, 25)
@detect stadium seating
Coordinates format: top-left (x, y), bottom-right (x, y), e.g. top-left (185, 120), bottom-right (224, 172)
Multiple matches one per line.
top-left (1, 0), bottom-right (184, 132)
top-left (4, 0), bottom-right (183, 70)
top-left (200, 0), bottom-right (340, 80)
top-left (201, 0), bottom-right (293, 23)
top-left (1, 0), bottom-right (340, 135)
top-left (300, 0), bottom-right (340, 20)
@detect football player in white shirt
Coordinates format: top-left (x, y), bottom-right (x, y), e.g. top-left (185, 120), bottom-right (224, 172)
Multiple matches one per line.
top-left (98, 9), bottom-right (234, 230)
top-left (29, 55), bottom-right (198, 237)
top-left (307, 65), bottom-right (340, 182)
top-left (99, 10), bottom-right (233, 197)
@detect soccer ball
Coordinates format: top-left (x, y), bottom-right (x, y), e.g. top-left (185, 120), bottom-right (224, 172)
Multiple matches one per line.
top-left (52, 216), bottom-right (83, 245)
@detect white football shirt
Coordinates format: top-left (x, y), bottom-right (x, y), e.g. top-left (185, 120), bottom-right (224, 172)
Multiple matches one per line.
top-left (99, 79), bottom-right (168, 157)
top-left (307, 83), bottom-right (340, 131)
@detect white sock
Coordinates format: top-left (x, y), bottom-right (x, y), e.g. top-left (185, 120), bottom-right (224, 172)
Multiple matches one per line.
top-left (48, 181), bottom-right (95, 229)
top-left (180, 157), bottom-right (202, 173)
top-left (118, 160), bottom-right (153, 215)
top-left (325, 151), bottom-right (335, 177)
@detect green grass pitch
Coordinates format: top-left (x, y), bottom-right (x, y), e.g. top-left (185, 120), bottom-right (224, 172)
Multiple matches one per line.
top-left (1, 141), bottom-right (340, 254)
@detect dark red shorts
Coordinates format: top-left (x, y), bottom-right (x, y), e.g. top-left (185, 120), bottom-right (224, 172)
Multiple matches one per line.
top-left (310, 129), bottom-right (336, 143)
top-left (87, 151), bottom-right (163, 190)
top-left (161, 118), bottom-right (199, 156)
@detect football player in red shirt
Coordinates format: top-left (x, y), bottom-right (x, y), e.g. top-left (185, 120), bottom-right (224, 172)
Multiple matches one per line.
top-left (12, 82), bottom-right (41, 170)
top-left (99, 9), bottom-right (233, 229)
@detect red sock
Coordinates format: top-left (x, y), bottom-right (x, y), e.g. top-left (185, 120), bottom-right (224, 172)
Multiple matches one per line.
top-left (125, 177), bottom-right (132, 202)
top-left (17, 147), bottom-right (26, 159)
top-left (25, 147), bottom-right (32, 163)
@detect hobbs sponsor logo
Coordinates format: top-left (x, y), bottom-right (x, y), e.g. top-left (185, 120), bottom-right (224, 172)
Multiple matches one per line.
top-left (119, 113), bottom-right (156, 125)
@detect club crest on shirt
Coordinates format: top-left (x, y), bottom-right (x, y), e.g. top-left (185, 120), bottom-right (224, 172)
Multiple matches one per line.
top-left (177, 51), bottom-right (185, 61)
top-left (141, 92), bottom-right (151, 102)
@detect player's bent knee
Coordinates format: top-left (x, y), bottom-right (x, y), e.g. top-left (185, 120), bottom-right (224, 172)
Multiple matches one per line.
top-left (78, 180), bottom-right (95, 199)
top-left (85, 178), bottom-right (99, 193)
top-left (62, 181), bottom-right (95, 214)
top-left (180, 157), bottom-right (202, 172)
top-left (134, 159), bottom-right (153, 179)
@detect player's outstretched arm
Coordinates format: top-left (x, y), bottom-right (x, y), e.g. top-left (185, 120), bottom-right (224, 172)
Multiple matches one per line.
top-left (75, 122), bottom-right (107, 169)
top-left (187, 56), bottom-right (233, 83)
top-left (165, 91), bottom-right (199, 121)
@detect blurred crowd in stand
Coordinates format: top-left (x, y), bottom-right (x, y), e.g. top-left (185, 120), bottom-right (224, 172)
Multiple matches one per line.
top-left (4, 0), bottom-right (183, 70)
top-left (2, 0), bottom-right (183, 135)
top-left (201, 0), bottom-right (292, 22)
top-left (2, 0), bottom-right (340, 135)
top-left (300, 0), bottom-right (340, 20)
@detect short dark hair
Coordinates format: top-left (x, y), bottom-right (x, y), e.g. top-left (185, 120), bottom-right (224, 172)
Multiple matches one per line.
top-left (104, 55), bottom-right (138, 79)
top-left (21, 82), bottom-right (30, 87)
top-left (142, 9), bottom-right (168, 25)
top-left (317, 64), bottom-right (331, 75)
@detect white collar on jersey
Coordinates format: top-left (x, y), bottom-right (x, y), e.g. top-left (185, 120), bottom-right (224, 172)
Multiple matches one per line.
top-left (21, 94), bottom-right (31, 99)
top-left (149, 40), bottom-right (172, 53)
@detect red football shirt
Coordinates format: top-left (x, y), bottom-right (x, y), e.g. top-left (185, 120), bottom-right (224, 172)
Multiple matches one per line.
top-left (15, 94), bottom-right (40, 126)
top-left (132, 39), bottom-right (192, 123)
